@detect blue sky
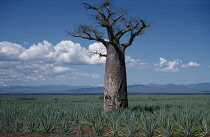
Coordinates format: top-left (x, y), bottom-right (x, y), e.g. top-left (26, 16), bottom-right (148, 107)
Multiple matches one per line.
top-left (0, 0), bottom-right (210, 86)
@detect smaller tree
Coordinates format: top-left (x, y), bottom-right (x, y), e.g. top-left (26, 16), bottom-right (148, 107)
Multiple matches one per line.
top-left (68, 1), bottom-right (150, 111)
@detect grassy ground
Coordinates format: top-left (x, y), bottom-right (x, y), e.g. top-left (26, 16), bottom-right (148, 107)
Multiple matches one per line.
top-left (0, 94), bottom-right (210, 136)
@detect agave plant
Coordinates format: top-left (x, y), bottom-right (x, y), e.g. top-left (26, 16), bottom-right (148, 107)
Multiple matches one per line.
top-left (141, 112), bottom-right (157, 137)
top-left (158, 110), bottom-right (173, 137)
top-left (123, 110), bottom-right (139, 136)
top-left (26, 117), bottom-right (41, 133)
top-left (89, 119), bottom-right (104, 136)
top-left (40, 110), bottom-right (58, 133)
top-left (199, 114), bottom-right (210, 136)
top-left (60, 118), bottom-right (75, 134)
top-left (0, 94), bottom-right (209, 137)
top-left (174, 107), bottom-right (200, 136)
top-left (106, 111), bottom-right (123, 136)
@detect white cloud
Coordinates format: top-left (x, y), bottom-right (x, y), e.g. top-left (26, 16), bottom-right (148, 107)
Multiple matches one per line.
top-left (0, 40), bottom-right (105, 85)
top-left (155, 57), bottom-right (182, 72)
top-left (20, 40), bottom-right (54, 60)
top-left (181, 62), bottom-right (200, 68)
top-left (51, 40), bottom-right (92, 64)
top-left (159, 57), bottom-right (168, 67)
top-left (89, 42), bottom-right (106, 53)
top-left (18, 40), bottom-right (106, 65)
top-left (0, 61), bottom-right (100, 85)
top-left (88, 42), bottom-right (106, 64)
top-left (0, 40), bottom-right (153, 68)
top-left (53, 66), bottom-right (72, 73)
top-left (1, 40), bottom-right (202, 85)
top-left (0, 40), bottom-right (107, 65)
top-left (0, 41), bottom-right (25, 61)
top-left (126, 56), bottom-right (141, 66)
top-left (125, 56), bottom-right (151, 69)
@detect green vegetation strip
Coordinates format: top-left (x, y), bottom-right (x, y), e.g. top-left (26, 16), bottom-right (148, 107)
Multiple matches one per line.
top-left (0, 95), bottom-right (209, 136)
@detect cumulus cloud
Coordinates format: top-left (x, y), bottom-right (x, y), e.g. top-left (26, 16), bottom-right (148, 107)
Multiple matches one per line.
top-left (0, 40), bottom-right (107, 65)
top-left (20, 40), bottom-right (54, 60)
top-left (0, 40), bottom-right (105, 85)
top-left (155, 57), bottom-right (182, 72)
top-left (88, 42), bottom-right (106, 64)
top-left (0, 41), bottom-right (25, 61)
top-left (181, 62), bottom-right (200, 68)
top-left (48, 40), bottom-right (93, 64)
top-left (0, 40), bottom-right (202, 85)
top-left (125, 57), bottom-right (201, 72)
top-left (0, 40), bottom-right (152, 68)
top-left (19, 40), bottom-right (93, 64)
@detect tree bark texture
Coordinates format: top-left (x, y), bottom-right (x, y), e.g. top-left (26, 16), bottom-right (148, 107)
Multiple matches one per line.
top-left (104, 44), bottom-right (128, 112)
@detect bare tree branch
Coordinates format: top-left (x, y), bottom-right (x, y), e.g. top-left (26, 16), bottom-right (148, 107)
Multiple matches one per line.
top-left (69, 1), bottom-right (150, 48)
top-left (115, 18), bottom-right (140, 40)
top-left (67, 24), bottom-right (108, 45)
top-left (83, 3), bottom-right (106, 21)
top-left (122, 20), bottom-right (150, 48)
top-left (92, 50), bottom-right (107, 57)
top-left (103, 2), bottom-right (113, 21)
top-left (112, 12), bottom-right (126, 26)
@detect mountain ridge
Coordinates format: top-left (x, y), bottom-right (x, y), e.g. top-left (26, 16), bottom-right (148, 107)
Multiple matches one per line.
top-left (0, 83), bottom-right (210, 94)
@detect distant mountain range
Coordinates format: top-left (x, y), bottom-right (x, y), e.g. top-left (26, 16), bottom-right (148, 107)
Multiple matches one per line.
top-left (0, 82), bottom-right (210, 94)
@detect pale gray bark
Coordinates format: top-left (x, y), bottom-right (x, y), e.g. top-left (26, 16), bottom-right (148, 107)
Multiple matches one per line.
top-left (104, 44), bottom-right (128, 111)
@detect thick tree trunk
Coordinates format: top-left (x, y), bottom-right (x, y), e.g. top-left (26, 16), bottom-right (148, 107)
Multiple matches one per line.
top-left (104, 44), bottom-right (128, 112)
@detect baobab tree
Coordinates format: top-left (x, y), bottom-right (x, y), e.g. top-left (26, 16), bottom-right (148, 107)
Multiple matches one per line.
top-left (68, 1), bottom-right (150, 111)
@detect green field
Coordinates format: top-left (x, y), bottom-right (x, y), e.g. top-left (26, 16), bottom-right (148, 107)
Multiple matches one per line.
top-left (0, 94), bottom-right (209, 136)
